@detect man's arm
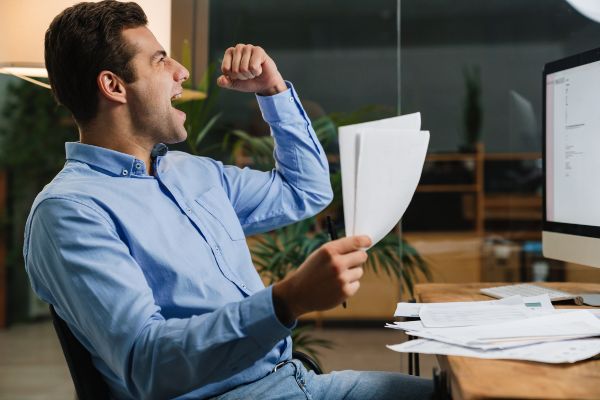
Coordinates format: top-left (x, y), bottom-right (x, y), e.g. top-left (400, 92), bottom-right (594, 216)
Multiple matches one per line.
top-left (216, 45), bottom-right (333, 235)
top-left (24, 197), bottom-right (369, 398)
top-left (24, 198), bottom-right (292, 399)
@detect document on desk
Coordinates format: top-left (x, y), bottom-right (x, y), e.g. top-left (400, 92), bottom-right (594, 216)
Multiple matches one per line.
top-left (387, 338), bottom-right (600, 364)
top-left (339, 113), bottom-right (429, 247)
top-left (394, 295), bottom-right (554, 320)
top-left (408, 310), bottom-right (600, 350)
top-left (385, 320), bottom-right (425, 331)
top-left (419, 303), bottom-right (534, 328)
top-left (418, 295), bottom-right (554, 328)
top-left (394, 299), bottom-right (497, 318)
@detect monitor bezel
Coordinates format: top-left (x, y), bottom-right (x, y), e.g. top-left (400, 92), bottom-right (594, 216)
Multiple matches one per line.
top-left (543, 46), bottom-right (600, 239)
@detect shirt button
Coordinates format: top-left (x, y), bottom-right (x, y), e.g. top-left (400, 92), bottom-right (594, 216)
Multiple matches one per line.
top-left (122, 169), bottom-right (128, 176)
top-left (241, 283), bottom-right (247, 289)
top-left (135, 163), bottom-right (141, 169)
top-left (186, 208), bottom-right (191, 213)
top-left (288, 97), bottom-right (294, 103)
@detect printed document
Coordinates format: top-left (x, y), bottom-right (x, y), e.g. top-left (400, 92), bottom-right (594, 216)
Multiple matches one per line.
top-left (408, 310), bottom-right (600, 350)
top-left (418, 295), bottom-right (554, 328)
top-left (393, 295), bottom-right (553, 320)
top-left (387, 338), bottom-right (600, 364)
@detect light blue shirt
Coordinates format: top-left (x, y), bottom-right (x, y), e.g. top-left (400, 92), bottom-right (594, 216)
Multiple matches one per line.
top-left (23, 83), bottom-right (332, 400)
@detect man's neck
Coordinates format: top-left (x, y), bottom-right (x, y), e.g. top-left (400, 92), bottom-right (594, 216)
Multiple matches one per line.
top-left (79, 122), bottom-right (154, 175)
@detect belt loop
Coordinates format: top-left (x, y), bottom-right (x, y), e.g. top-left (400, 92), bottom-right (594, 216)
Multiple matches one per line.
top-left (273, 359), bottom-right (294, 372)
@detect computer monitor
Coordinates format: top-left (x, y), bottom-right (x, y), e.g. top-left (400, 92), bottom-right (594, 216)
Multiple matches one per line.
top-left (543, 47), bottom-right (600, 268)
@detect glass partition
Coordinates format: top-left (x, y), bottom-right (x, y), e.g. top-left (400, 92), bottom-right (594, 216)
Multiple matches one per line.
top-left (399, 0), bottom-right (600, 284)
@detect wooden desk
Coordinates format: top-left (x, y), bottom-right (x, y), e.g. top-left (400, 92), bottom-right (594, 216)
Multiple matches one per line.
top-left (414, 282), bottom-right (600, 400)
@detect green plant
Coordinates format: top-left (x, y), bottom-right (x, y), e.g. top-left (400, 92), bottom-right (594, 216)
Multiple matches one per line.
top-left (0, 79), bottom-right (78, 322)
top-left (175, 61), bottom-right (224, 156)
top-left (252, 217), bottom-right (430, 296)
top-left (463, 65), bottom-right (483, 150)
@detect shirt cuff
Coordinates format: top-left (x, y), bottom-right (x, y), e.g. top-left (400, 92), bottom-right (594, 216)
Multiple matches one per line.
top-left (256, 81), bottom-right (309, 124)
top-left (241, 286), bottom-right (296, 348)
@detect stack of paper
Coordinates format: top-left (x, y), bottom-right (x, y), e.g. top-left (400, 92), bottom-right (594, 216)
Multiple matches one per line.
top-left (339, 113), bottom-right (429, 247)
top-left (386, 295), bottom-right (600, 363)
top-left (387, 338), bottom-right (600, 364)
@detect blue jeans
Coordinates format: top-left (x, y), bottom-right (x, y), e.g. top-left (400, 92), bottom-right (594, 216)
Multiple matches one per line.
top-left (212, 360), bottom-right (434, 400)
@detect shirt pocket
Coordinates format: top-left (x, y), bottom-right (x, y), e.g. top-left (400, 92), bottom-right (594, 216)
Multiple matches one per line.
top-left (195, 187), bottom-right (246, 241)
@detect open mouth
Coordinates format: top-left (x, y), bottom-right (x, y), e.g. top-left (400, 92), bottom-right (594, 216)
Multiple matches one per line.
top-left (170, 93), bottom-right (182, 102)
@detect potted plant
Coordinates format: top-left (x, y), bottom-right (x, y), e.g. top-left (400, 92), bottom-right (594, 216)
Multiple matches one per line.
top-left (462, 65), bottom-right (483, 152)
top-left (0, 79), bottom-right (78, 323)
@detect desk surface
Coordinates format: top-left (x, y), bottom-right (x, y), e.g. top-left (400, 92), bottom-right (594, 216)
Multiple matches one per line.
top-left (414, 282), bottom-right (600, 400)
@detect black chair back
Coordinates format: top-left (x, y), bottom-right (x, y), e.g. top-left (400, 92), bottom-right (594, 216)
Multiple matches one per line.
top-left (49, 304), bottom-right (322, 399)
top-left (49, 305), bottom-right (109, 400)
top-left (292, 351), bottom-right (323, 375)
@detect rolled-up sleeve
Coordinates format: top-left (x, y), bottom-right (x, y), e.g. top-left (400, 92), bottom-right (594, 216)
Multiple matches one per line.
top-left (220, 82), bottom-right (333, 235)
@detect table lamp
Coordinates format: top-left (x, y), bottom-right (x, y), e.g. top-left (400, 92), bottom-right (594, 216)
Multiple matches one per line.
top-left (0, 0), bottom-right (204, 100)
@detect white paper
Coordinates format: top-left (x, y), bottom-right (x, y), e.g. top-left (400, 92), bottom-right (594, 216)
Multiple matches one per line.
top-left (408, 310), bottom-right (600, 350)
top-left (393, 302), bottom-right (423, 318)
top-left (589, 309), bottom-right (600, 319)
top-left (394, 295), bottom-right (554, 319)
top-left (354, 129), bottom-right (429, 245)
top-left (338, 113), bottom-right (424, 244)
top-left (385, 320), bottom-right (426, 331)
top-left (394, 299), bottom-right (503, 317)
top-left (419, 303), bottom-right (534, 328)
top-left (418, 295), bottom-right (554, 328)
top-left (387, 338), bottom-right (600, 364)
top-left (516, 293), bottom-right (556, 313)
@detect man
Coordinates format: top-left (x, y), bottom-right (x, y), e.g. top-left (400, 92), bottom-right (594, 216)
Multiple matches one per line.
top-left (24, 1), bottom-right (433, 399)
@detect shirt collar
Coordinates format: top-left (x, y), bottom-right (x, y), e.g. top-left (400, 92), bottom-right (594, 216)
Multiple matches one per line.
top-left (65, 142), bottom-right (148, 177)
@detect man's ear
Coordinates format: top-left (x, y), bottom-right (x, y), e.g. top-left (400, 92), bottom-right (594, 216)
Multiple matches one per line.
top-left (97, 71), bottom-right (127, 104)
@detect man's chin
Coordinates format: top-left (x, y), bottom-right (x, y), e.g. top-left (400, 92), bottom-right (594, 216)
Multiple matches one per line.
top-left (164, 129), bottom-right (188, 145)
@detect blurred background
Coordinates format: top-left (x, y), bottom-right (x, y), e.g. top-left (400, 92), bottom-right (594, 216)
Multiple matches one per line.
top-left (1, 0), bottom-right (600, 398)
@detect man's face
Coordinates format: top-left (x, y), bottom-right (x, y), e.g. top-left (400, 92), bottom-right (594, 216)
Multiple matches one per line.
top-left (121, 26), bottom-right (189, 145)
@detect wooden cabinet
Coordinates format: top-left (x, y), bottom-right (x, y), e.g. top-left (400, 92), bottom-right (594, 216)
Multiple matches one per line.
top-left (412, 144), bottom-right (542, 240)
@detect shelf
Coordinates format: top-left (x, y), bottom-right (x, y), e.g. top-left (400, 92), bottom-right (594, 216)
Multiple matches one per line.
top-left (417, 184), bottom-right (479, 193)
top-left (409, 145), bottom-right (541, 239)
top-left (484, 152), bottom-right (541, 161)
top-left (485, 230), bottom-right (541, 241)
top-left (484, 194), bottom-right (542, 220)
top-left (485, 193), bottom-right (542, 206)
top-left (425, 153), bottom-right (478, 162)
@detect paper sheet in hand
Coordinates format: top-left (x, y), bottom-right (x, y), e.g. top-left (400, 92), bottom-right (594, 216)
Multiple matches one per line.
top-left (387, 338), bottom-right (600, 364)
top-left (339, 113), bottom-right (428, 246)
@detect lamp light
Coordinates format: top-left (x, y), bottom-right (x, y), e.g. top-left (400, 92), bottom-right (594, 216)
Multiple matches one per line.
top-left (0, 0), bottom-right (172, 88)
top-left (565, 0), bottom-right (600, 23)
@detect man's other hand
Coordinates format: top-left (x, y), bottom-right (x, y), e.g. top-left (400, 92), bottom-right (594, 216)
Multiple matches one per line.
top-left (272, 236), bottom-right (372, 325)
top-left (217, 44), bottom-right (287, 96)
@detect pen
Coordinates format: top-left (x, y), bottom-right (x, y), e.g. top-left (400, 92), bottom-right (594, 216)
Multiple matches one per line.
top-left (326, 216), bottom-right (346, 309)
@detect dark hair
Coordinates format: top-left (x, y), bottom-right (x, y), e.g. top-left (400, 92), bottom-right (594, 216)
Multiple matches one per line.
top-left (44, 1), bottom-right (147, 125)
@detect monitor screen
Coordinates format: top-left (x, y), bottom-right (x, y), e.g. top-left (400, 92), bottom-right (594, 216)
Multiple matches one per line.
top-left (543, 47), bottom-right (600, 268)
top-left (546, 60), bottom-right (600, 226)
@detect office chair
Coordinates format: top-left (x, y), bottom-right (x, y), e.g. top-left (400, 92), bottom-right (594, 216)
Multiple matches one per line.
top-left (50, 305), bottom-right (322, 400)
top-left (49, 305), bottom-right (109, 400)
